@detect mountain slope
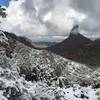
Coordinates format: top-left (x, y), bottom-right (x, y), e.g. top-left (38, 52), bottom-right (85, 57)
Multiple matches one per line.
top-left (0, 30), bottom-right (100, 99)
top-left (0, 30), bottom-right (46, 58)
top-left (47, 25), bottom-right (100, 68)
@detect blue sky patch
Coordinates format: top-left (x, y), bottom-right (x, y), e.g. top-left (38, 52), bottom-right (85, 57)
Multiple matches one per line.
top-left (0, 0), bottom-right (11, 7)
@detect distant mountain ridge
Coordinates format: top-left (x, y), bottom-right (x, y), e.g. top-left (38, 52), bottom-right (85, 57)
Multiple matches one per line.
top-left (47, 25), bottom-right (100, 68)
top-left (1, 25), bottom-right (100, 68)
top-left (0, 30), bottom-right (49, 58)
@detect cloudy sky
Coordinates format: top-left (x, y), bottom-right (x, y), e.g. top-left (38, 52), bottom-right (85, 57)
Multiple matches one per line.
top-left (0, 0), bottom-right (100, 41)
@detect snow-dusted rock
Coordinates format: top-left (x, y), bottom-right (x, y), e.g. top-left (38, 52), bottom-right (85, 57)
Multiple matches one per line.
top-left (0, 68), bottom-right (100, 100)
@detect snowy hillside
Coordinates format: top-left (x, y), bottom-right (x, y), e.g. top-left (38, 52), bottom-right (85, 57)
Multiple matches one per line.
top-left (0, 31), bottom-right (100, 100)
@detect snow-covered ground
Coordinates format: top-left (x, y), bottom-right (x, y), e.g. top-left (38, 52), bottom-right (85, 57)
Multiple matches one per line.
top-left (0, 68), bottom-right (100, 100)
top-left (0, 31), bottom-right (100, 100)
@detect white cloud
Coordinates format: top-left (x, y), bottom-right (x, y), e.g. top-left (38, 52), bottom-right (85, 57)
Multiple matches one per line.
top-left (31, 36), bottom-right (67, 42)
top-left (49, 8), bottom-right (86, 33)
top-left (70, 0), bottom-right (100, 35)
top-left (1, 0), bottom-right (48, 36)
top-left (43, 12), bottom-right (52, 22)
top-left (0, 0), bottom-right (87, 41)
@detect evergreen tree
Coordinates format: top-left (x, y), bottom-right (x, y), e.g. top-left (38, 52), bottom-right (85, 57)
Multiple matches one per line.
top-left (0, 5), bottom-right (7, 18)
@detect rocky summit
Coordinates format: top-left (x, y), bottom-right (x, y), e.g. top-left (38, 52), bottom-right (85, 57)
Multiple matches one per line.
top-left (47, 25), bottom-right (100, 68)
top-left (0, 30), bottom-right (100, 100)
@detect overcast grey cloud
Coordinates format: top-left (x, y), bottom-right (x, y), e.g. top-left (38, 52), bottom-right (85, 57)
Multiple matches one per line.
top-left (0, 0), bottom-right (100, 41)
top-left (71, 0), bottom-right (100, 17)
top-left (70, 0), bottom-right (100, 36)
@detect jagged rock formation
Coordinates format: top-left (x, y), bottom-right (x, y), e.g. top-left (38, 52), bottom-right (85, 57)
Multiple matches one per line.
top-left (70, 24), bottom-right (79, 35)
top-left (0, 30), bottom-right (100, 99)
top-left (47, 25), bottom-right (100, 68)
